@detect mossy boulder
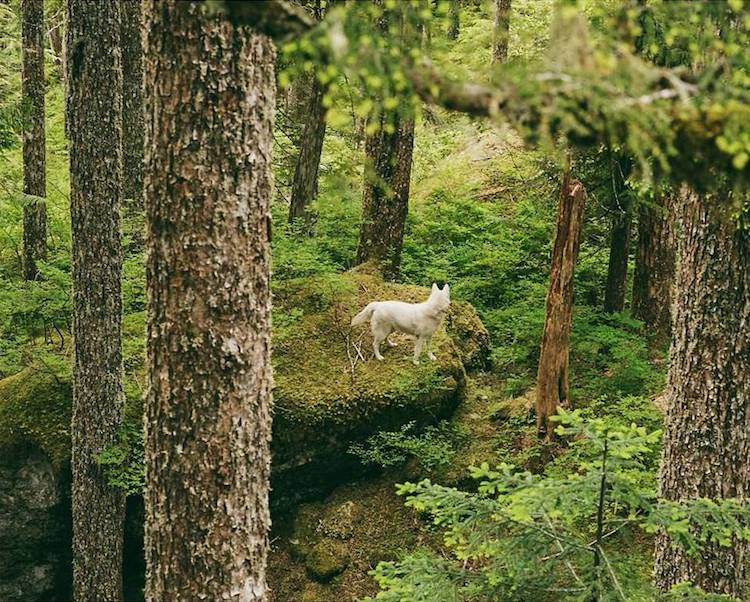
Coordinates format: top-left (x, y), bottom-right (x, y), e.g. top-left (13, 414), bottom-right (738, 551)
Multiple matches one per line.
top-left (269, 474), bottom-right (443, 601)
top-left (271, 270), bottom-right (489, 506)
top-left (0, 271), bottom-right (489, 512)
top-left (0, 368), bottom-right (72, 471)
top-left (0, 369), bottom-right (73, 602)
top-left (304, 540), bottom-right (350, 582)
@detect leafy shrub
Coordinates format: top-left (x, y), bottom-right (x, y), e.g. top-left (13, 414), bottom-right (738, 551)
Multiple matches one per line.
top-left (366, 411), bottom-right (750, 602)
top-left (348, 420), bottom-right (468, 472)
top-left (95, 419), bottom-right (144, 496)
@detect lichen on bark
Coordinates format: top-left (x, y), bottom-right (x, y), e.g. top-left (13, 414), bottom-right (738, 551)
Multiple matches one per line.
top-left (654, 186), bottom-right (750, 597)
top-left (66, 0), bottom-right (126, 599)
top-left (21, 0), bottom-right (47, 281)
top-left (142, 2), bottom-right (275, 600)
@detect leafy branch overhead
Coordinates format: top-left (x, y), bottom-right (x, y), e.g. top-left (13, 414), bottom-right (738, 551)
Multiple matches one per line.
top-left (225, 0), bottom-right (750, 188)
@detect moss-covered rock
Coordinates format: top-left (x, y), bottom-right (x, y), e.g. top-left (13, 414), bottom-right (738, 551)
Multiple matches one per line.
top-left (270, 474), bottom-right (442, 601)
top-left (0, 271), bottom-right (489, 513)
top-left (0, 368), bottom-right (72, 471)
top-left (271, 270), bottom-right (489, 506)
top-left (0, 370), bottom-right (73, 601)
top-left (305, 540), bottom-right (350, 582)
top-left (446, 299), bottom-right (491, 369)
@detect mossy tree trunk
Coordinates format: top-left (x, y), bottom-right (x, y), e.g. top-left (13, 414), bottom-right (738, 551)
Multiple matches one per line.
top-left (355, 115), bottom-right (415, 280)
top-left (632, 193), bottom-right (675, 345)
top-left (654, 186), bottom-right (750, 597)
top-left (120, 0), bottom-right (144, 213)
top-left (603, 195), bottom-right (632, 313)
top-left (21, 0), bottom-right (46, 281)
top-left (535, 171), bottom-right (587, 439)
top-left (143, 2), bottom-right (274, 600)
top-left (492, 0), bottom-right (511, 64)
top-left (66, 1), bottom-right (125, 599)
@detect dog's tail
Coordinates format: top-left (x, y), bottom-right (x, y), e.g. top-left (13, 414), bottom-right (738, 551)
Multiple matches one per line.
top-left (351, 302), bottom-right (378, 326)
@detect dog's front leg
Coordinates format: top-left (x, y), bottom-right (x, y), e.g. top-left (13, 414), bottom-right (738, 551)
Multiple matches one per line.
top-left (426, 336), bottom-right (436, 361)
top-left (413, 337), bottom-right (425, 365)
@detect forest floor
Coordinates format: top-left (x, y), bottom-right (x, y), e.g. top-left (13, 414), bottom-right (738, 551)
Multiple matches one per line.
top-left (267, 370), bottom-right (658, 601)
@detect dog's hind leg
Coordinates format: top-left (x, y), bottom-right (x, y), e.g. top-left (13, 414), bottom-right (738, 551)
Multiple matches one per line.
top-left (372, 324), bottom-right (388, 361)
top-left (412, 336), bottom-right (425, 365)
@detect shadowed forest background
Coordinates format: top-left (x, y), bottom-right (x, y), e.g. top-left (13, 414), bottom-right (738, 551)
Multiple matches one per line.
top-left (0, 0), bottom-right (749, 601)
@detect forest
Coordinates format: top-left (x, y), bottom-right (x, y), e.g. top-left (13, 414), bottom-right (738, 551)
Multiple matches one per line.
top-left (0, 0), bottom-right (749, 601)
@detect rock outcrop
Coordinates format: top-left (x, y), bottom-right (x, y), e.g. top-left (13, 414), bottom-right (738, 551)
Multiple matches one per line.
top-left (0, 271), bottom-right (490, 599)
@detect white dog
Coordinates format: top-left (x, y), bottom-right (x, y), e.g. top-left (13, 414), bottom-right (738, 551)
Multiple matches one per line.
top-left (351, 283), bottom-right (451, 365)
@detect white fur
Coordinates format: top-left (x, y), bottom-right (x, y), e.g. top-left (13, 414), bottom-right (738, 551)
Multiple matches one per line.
top-left (351, 283), bottom-right (451, 365)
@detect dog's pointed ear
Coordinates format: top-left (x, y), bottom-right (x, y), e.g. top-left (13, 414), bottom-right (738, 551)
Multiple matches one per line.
top-left (443, 283), bottom-right (450, 296)
top-left (432, 282), bottom-right (438, 293)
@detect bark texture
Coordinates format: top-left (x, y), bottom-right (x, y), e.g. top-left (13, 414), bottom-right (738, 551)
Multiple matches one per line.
top-left (48, 15), bottom-right (64, 78)
top-left (121, 0), bottom-right (144, 211)
top-left (654, 186), bottom-right (750, 597)
top-left (355, 115), bottom-right (415, 279)
top-left (288, 1), bottom-right (327, 229)
top-left (288, 77), bottom-right (326, 229)
top-left (603, 196), bottom-right (632, 313)
top-left (142, 2), bottom-right (275, 600)
top-left (66, 1), bottom-right (125, 600)
top-left (535, 172), bottom-right (587, 438)
top-left (492, 0), bottom-right (511, 64)
top-left (632, 193), bottom-right (675, 344)
top-left (21, 0), bottom-right (46, 281)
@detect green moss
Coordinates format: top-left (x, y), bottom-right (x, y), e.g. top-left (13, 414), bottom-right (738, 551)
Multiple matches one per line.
top-left (446, 299), bottom-right (491, 368)
top-left (0, 359), bottom-right (144, 481)
top-left (270, 475), bottom-right (442, 601)
top-left (271, 270), bottom-right (490, 503)
top-left (0, 367), bottom-right (72, 470)
top-left (305, 540), bottom-right (350, 582)
top-left (0, 271), bottom-right (488, 502)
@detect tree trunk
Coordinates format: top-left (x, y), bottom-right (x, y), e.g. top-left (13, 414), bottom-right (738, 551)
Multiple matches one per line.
top-left (632, 193), bottom-right (675, 345)
top-left (66, 1), bottom-right (125, 600)
top-left (603, 195), bottom-right (631, 313)
top-left (447, 2), bottom-right (459, 40)
top-left (21, 0), bottom-right (46, 281)
top-left (535, 171), bottom-right (587, 439)
top-left (287, 73), bottom-right (327, 229)
top-left (654, 186), bottom-right (750, 597)
top-left (48, 18), bottom-right (64, 79)
top-left (491, 0), bottom-right (511, 64)
top-left (120, 0), bottom-right (144, 212)
top-left (355, 115), bottom-right (415, 279)
top-left (142, 2), bottom-right (275, 600)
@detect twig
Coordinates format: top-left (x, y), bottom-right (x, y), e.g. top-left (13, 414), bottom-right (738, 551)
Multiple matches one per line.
top-left (598, 546), bottom-right (627, 601)
top-left (541, 510), bottom-right (584, 586)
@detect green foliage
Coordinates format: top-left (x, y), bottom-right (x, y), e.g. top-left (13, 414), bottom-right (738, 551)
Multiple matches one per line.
top-left (280, 0), bottom-right (750, 192)
top-left (348, 420), bottom-right (468, 472)
top-left (366, 411), bottom-right (750, 602)
top-left (94, 419), bottom-right (145, 496)
top-left (661, 583), bottom-right (739, 602)
top-left (0, 259), bottom-right (71, 376)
